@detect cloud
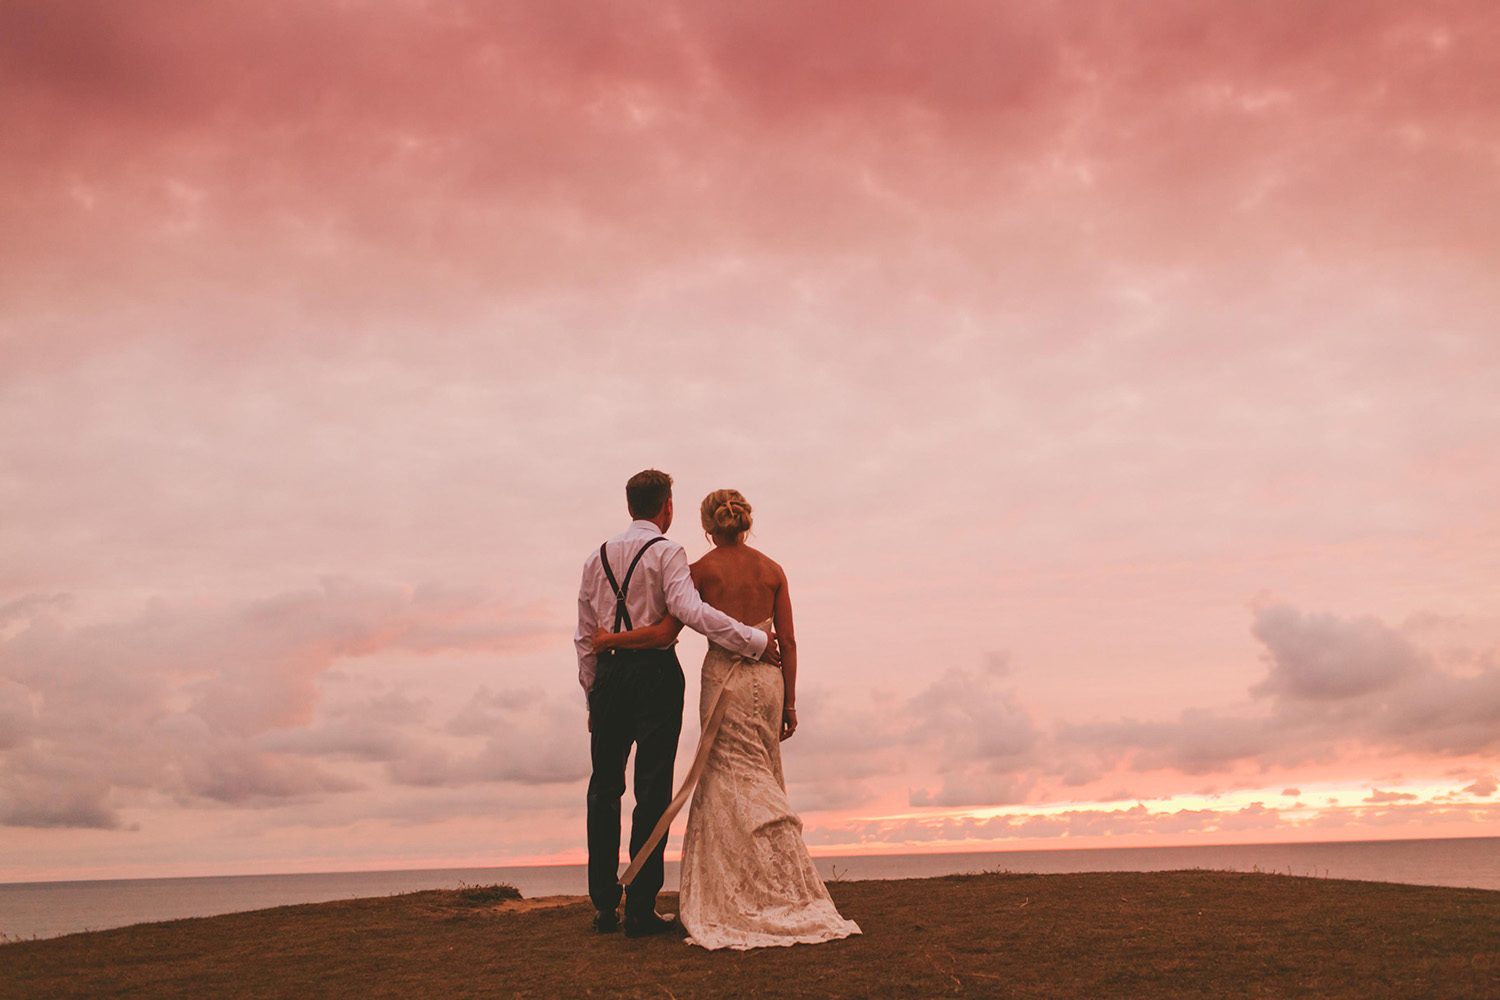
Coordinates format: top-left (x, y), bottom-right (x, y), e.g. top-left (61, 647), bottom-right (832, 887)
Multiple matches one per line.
top-left (1251, 605), bottom-right (1425, 700)
top-left (1059, 605), bottom-right (1500, 778)
top-left (176, 741), bottom-right (362, 805)
top-left (783, 603), bottom-right (1500, 812)
top-left (1060, 709), bottom-right (1276, 777)
top-left (468, 693), bottom-right (591, 786)
top-left (7, 575), bottom-right (1493, 836)
top-left (780, 688), bottom-right (909, 811)
top-left (256, 719), bottom-right (410, 763)
top-left (0, 680), bottom-right (34, 752)
top-left (0, 762), bottom-right (123, 830)
top-left (0, 580), bottom-right (547, 828)
top-left (254, 690), bottom-right (433, 767)
top-left (908, 665), bottom-right (1040, 765)
top-left (444, 687), bottom-right (545, 738)
top-left (5, 0), bottom-right (1499, 343)
top-left (1463, 776), bottom-right (1497, 797)
top-left (0, 593), bottom-right (71, 629)
top-left (383, 686), bottom-right (590, 788)
top-left (761, 657), bottom-right (1045, 811)
top-left (908, 772), bottom-right (1033, 809)
top-left (902, 662), bottom-right (1042, 806)
top-left (808, 799), bottom-right (1500, 850)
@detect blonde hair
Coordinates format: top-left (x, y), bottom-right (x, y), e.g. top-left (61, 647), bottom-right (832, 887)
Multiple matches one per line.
top-left (700, 488), bottom-right (752, 540)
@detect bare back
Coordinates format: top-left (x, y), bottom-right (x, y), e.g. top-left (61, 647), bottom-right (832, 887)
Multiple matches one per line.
top-left (690, 543), bottom-right (782, 628)
top-left (691, 541), bottom-right (797, 712)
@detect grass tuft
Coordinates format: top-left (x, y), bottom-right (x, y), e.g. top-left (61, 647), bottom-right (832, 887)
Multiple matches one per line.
top-left (451, 881), bottom-right (522, 906)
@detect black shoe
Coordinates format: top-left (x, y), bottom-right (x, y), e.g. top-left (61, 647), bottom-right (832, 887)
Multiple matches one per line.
top-left (623, 911), bottom-right (678, 938)
top-left (592, 909), bottom-right (619, 934)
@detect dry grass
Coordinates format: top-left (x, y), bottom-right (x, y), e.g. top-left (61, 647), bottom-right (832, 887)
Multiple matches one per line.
top-left (450, 882), bottom-right (523, 907)
top-left (4, 871), bottom-right (1499, 999)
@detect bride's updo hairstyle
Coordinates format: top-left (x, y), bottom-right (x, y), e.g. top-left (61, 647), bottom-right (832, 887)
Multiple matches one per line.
top-left (700, 489), bottom-right (753, 541)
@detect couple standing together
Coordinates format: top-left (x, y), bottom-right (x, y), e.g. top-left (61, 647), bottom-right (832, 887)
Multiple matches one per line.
top-left (574, 469), bottom-right (860, 950)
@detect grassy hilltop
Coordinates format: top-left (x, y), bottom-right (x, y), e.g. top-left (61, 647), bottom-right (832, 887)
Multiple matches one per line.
top-left (3, 871), bottom-right (1498, 999)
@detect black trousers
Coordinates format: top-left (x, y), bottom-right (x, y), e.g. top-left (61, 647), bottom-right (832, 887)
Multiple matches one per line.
top-left (586, 647), bottom-right (685, 917)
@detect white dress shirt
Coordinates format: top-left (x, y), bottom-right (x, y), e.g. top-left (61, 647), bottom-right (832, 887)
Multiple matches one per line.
top-left (575, 519), bottom-right (771, 698)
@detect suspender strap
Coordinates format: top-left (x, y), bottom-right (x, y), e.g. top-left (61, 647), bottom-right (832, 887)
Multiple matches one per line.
top-left (598, 535), bottom-right (668, 633)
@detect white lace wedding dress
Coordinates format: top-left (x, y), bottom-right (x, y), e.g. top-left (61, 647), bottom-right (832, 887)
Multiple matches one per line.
top-left (677, 621), bottom-right (862, 950)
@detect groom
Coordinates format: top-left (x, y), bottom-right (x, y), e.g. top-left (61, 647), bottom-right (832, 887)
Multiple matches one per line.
top-left (575, 469), bottom-right (778, 936)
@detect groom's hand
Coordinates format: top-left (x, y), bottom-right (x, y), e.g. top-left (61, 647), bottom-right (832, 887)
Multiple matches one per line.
top-left (761, 633), bottom-right (782, 668)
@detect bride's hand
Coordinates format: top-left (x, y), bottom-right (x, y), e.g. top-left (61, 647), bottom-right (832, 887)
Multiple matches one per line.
top-left (592, 628), bottom-right (615, 652)
top-left (780, 706), bottom-right (797, 741)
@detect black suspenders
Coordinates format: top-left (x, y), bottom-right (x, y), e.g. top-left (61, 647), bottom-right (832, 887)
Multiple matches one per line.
top-left (599, 536), bottom-right (667, 633)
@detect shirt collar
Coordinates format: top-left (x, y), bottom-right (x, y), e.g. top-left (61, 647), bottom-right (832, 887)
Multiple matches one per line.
top-left (629, 519), bottom-right (663, 534)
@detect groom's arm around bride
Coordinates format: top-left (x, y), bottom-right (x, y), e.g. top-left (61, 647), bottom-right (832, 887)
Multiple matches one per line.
top-left (574, 475), bottom-right (777, 711)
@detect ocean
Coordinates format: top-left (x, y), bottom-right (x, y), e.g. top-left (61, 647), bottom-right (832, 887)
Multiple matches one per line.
top-left (2, 836), bottom-right (1496, 942)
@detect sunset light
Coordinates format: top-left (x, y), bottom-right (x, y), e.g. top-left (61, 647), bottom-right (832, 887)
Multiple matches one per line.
top-left (3, 1), bottom-right (1497, 892)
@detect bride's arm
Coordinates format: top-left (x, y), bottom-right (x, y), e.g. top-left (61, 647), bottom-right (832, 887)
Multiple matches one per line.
top-left (592, 615), bottom-right (684, 653)
top-left (772, 564), bottom-right (798, 740)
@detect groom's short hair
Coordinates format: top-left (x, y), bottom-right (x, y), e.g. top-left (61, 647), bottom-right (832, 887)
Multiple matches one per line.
top-left (626, 469), bottom-right (673, 518)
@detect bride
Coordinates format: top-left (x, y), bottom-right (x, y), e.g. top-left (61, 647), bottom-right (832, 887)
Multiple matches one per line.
top-left (593, 489), bottom-right (861, 950)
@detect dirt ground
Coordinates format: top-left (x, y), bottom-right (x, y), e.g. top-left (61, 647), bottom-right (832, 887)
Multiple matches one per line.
top-left (4, 870), bottom-right (1499, 999)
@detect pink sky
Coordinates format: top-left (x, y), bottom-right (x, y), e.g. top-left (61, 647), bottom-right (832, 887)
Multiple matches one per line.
top-left (3, 1), bottom-right (1499, 881)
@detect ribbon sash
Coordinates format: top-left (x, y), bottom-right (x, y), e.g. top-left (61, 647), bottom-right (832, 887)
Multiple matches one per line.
top-left (618, 664), bottom-right (737, 888)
